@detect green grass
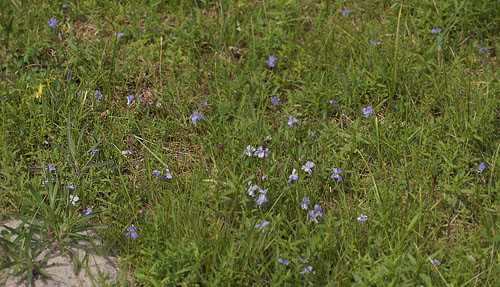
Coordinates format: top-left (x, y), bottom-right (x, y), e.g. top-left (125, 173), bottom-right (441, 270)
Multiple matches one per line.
top-left (1, 0), bottom-right (499, 286)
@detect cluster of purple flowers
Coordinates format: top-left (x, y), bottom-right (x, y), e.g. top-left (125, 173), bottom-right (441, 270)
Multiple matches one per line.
top-left (244, 145), bottom-right (269, 158)
top-left (247, 181), bottom-right (269, 208)
top-left (152, 169), bottom-right (172, 179)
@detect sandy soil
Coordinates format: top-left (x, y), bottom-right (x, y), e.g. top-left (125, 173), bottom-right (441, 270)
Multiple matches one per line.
top-left (0, 218), bottom-right (128, 286)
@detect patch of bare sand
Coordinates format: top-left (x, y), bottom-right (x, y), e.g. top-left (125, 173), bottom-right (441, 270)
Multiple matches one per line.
top-left (0, 219), bottom-right (129, 286)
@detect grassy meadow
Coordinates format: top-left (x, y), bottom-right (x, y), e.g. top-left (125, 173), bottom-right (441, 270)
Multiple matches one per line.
top-left (0, 0), bottom-right (499, 286)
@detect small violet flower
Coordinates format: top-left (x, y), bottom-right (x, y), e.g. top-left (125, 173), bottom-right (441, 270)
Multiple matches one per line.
top-left (329, 99), bottom-right (339, 106)
top-left (287, 115), bottom-right (298, 127)
top-left (300, 266), bottom-right (313, 274)
top-left (370, 40), bottom-right (381, 46)
top-left (278, 258), bottom-right (290, 265)
top-left (271, 96), bottom-right (280, 106)
top-left (431, 28), bottom-right (441, 34)
top-left (95, 90), bottom-right (103, 100)
top-left (309, 131), bottom-right (317, 138)
top-left (125, 225), bottom-right (138, 239)
top-left (201, 100), bottom-right (208, 106)
top-left (160, 169), bottom-right (172, 179)
top-left (87, 149), bottom-right (99, 156)
top-left (362, 106), bottom-right (373, 118)
top-left (190, 110), bottom-right (203, 124)
top-left (266, 56), bottom-right (276, 68)
top-left (82, 205), bottom-right (92, 215)
top-left (342, 10), bottom-right (352, 15)
top-left (152, 170), bottom-right (161, 178)
top-left (45, 164), bottom-right (56, 172)
top-left (247, 181), bottom-right (259, 197)
top-left (48, 17), bottom-right (58, 28)
top-left (42, 178), bottom-right (55, 185)
top-left (430, 259), bottom-right (441, 265)
top-left (66, 71), bottom-right (72, 81)
top-left (254, 220), bottom-right (270, 234)
top-left (475, 162), bottom-right (485, 174)
top-left (127, 95), bottom-right (134, 105)
top-left (288, 168), bottom-right (298, 183)
top-left (115, 32), bottom-right (124, 39)
top-left (299, 258), bottom-right (309, 263)
top-left (244, 145), bottom-right (256, 156)
top-left (65, 182), bottom-right (75, 190)
top-left (331, 168), bottom-right (343, 181)
top-left (357, 214), bottom-right (368, 222)
top-left (309, 204), bottom-right (323, 223)
top-left (301, 161), bottom-right (314, 174)
top-left (57, 33), bottom-right (62, 40)
top-left (254, 146), bottom-right (269, 158)
top-left (62, 3), bottom-right (68, 8)
top-left (69, 194), bottom-right (79, 206)
top-left (255, 188), bottom-right (269, 207)
top-left (477, 46), bottom-right (488, 52)
top-left (122, 150), bottom-right (133, 155)
top-left (300, 197), bottom-right (310, 210)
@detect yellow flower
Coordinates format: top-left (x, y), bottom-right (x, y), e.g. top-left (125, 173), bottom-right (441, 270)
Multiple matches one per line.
top-left (35, 83), bottom-right (44, 101)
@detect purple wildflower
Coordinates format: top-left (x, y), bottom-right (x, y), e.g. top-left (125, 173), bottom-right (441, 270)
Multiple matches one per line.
top-left (87, 149), bottom-right (99, 156)
top-left (125, 225), bottom-right (138, 239)
top-left (244, 145), bottom-right (256, 156)
top-left (201, 100), bottom-right (208, 106)
top-left (431, 28), bottom-right (441, 34)
top-left (309, 131), bottom-right (317, 138)
top-left (127, 95), bottom-right (134, 105)
top-left (122, 150), bottom-right (133, 155)
top-left (69, 194), bottom-right (79, 206)
top-left (57, 33), bottom-right (62, 40)
top-left (247, 181), bottom-right (259, 197)
top-left (362, 106), bottom-right (373, 118)
top-left (300, 197), bottom-right (310, 210)
top-left (45, 164), bottom-right (56, 172)
top-left (254, 146), bottom-right (268, 158)
top-left (477, 46), bottom-right (488, 52)
top-left (190, 109), bottom-right (203, 124)
top-left (299, 258), bottom-right (309, 263)
top-left (476, 162), bottom-right (485, 174)
top-left (329, 99), bottom-right (339, 106)
top-left (266, 56), bottom-right (276, 68)
top-left (287, 115), bottom-right (298, 127)
top-left (62, 3), bottom-right (68, 8)
top-left (331, 168), bottom-right (343, 181)
top-left (82, 205), bottom-right (92, 215)
top-left (95, 90), bottom-right (103, 100)
top-left (271, 96), bottom-right (280, 106)
top-left (66, 71), bottom-right (72, 81)
top-left (357, 214), bottom-right (368, 222)
top-left (370, 40), bottom-right (381, 46)
top-left (255, 189), bottom-right (269, 207)
top-left (48, 17), bottom-right (58, 28)
top-left (301, 161), bottom-right (314, 174)
top-left (300, 266), bottom-right (313, 274)
top-left (342, 10), bottom-right (352, 15)
top-left (254, 220), bottom-right (270, 234)
top-left (430, 259), bottom-right (441, 265)
top-left (160, 169), bottom-right (172, 179)
top-left (65, 182), bottom-right (75, 190)
top-left (309, 204), bottom-right (323, 223)
top-left (152, 170), bottom-right (161, 178)
top-left (42, 178), bottom-right (55, 185)
top-left (115, 32), bottom-right (124, 39)
top-left (278, 258), bottom-right (290, 265)
top-left (288, 168), bottom-right (298, 183)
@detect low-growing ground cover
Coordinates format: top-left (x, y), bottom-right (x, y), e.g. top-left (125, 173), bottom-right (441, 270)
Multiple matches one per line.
top-left (0, 0), bottom-right (499, 286)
